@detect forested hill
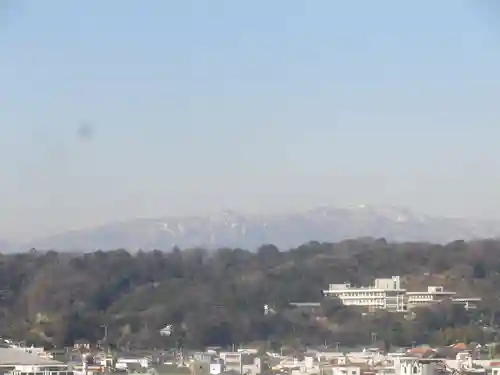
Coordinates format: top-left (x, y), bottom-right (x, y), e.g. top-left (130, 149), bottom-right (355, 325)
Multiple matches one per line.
top-left (1, 239), bottom-right (500, 350)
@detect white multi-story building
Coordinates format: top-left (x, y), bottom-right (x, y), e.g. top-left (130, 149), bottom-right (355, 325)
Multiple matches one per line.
top-left (406, 286), bottom-right (455, 308)
top-left (322, 276), bottom-right (407, 312)
top-left (322, 276), bottom-right (480, 312)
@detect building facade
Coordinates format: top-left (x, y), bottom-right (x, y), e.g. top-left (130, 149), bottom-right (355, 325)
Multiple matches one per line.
top-left (322, 276), bottom-right (407, 312)
top-left (406, 286), bottom-right (456, 308)
top-left (322, 276), bottom-right (479, 312)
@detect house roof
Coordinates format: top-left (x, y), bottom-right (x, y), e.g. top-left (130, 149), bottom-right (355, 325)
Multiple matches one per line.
top-left (0, 348), bottom-right (66, 366)
top-left (434, 347), bottom-right (458, 359)
top-left (407, 347), bottom-right (434, 357)
top-left (451, 342), bottom-right (468, 350)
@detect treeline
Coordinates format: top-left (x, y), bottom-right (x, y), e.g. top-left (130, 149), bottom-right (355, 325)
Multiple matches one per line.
top-left (0, 238), bottom-right (500, 349)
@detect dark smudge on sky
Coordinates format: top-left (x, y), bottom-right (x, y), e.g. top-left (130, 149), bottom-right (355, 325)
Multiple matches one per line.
top-left (76, 123), bottom-right (94, 141)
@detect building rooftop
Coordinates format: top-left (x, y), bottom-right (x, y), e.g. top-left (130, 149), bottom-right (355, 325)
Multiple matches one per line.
top-left (0, 348), bottom-right (66, 366)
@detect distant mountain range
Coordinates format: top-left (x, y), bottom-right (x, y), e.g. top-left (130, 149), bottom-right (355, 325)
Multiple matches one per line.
top-left (2, 205), bottom-right (500, 252)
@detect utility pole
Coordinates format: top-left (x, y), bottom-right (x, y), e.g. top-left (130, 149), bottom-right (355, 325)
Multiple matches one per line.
top-left (101, 324), bottom-right (108, 341)
top-left (101, 324), bottom-right (109, 353)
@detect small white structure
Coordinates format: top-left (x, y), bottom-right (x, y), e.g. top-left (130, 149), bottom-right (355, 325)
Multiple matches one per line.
top-left (242, 357), bottom-right (261, 375)
top-left (394, 358), bottom-right (438, 375)
top-left (490, 361), bottom-right (500, 375)
top-left (209, 363), bottom-right (222, 375)
top-left (116, 356), bottom-right (151, 369)
top-left (263, 305), bottom-right (269, 315)
top-left (99, 355), bottom-right (115, 368)
top-left (221, 352), bottom-right (242, 374)
top-left (160, 324), bottom-right (172, 336)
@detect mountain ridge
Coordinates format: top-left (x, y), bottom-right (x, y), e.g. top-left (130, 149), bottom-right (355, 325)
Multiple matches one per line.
top-left (2, 205), bottom-right (498, 252)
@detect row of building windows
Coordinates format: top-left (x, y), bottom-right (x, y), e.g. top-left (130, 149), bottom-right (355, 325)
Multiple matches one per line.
top-left (343, 299), bottom-right (384, 305)
top-left (408, 295), bottom-right (436, 300)
top-left (330, 292), bottom-right (448, 300)
top-left (329, 291), bottom-right (388, 297)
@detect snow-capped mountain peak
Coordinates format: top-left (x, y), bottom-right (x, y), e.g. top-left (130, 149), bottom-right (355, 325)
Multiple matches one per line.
top-left (11, 205), bottom-right (500, 252)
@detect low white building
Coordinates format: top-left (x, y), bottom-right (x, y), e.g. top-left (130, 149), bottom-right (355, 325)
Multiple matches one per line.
top-left (220, 352), bottom-right (242, 374)
top-left (394, 358), bottom-right (440, 375)
top-left (116, 356), bottom-right (151, 370)
top-left (210, 363), bottom-right (222, 375)
top-left (0, 348), bottom-right (69, 375)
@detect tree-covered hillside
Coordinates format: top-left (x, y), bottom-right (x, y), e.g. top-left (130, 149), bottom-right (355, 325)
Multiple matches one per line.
top-left (1, 239), bottom-right (500, 349)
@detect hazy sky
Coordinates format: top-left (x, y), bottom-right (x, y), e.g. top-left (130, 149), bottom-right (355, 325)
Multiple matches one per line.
top-left (1, 1), bottom-right (500, 239)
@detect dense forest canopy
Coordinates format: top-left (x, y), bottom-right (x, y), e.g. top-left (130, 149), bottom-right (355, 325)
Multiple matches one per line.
top-left (1, 238), bottom-right (500, 350)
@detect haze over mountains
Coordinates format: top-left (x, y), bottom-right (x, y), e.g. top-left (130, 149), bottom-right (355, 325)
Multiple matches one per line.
top-left (1, 205), bottom-right (499, 252)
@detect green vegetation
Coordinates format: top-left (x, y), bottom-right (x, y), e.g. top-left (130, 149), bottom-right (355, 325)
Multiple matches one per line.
top-left (1, 239), bottom-right (500, 349)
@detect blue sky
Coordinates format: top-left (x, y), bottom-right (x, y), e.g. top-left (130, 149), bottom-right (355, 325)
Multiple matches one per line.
top-left (1, 0), bottom-right (500, 239)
